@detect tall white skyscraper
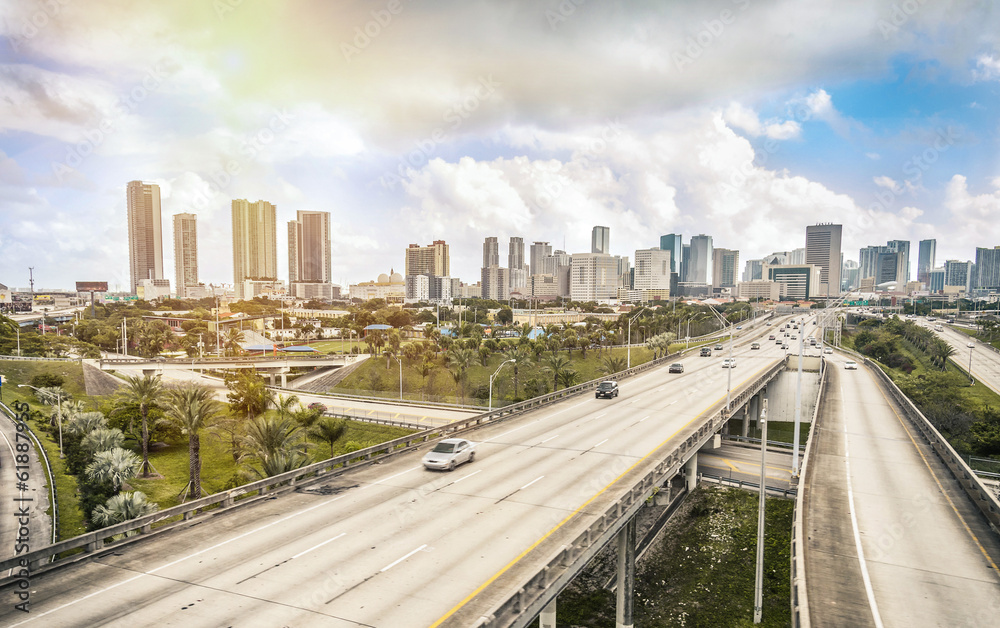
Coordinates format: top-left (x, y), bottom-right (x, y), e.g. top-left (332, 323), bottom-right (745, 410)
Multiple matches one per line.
top-left (126, 180), bottom-right (164, 294)
top-left (232, 199), bottom-right (277, 298)
top-left (482, 236), bottom-right (500, 267)
top-left (288, 210), bottom-right (332, 284)
top-left (687, 234), bottom-right (713, 284)
top-left (918, 239), bottom-right (936, 285)
top-left (634, 248), bottom-right (671, 290)
top-left (173, 213), bottom-right (198, 298)
top-left (591, 226), bottom-right (610, 254)
top-left (529, 241), bottom-right (552, 275)
top-left (805, 224), bottom-right (842, 297)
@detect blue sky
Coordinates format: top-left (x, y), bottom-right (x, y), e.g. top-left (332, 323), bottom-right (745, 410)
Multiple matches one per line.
top-left (1, 0), bottom-right (998, 292)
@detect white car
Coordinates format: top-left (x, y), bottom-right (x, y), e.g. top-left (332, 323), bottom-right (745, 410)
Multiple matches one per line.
top-left (823, 347), bottom-right (833, 354)
top-left (722, 358), bottom-right (737, 368)
top-left (968, 342), bottom-right (975, 348)
top-left (844, 360), bottom-right (858, 370)
top-left (422, 438), bottom-right (476, 471)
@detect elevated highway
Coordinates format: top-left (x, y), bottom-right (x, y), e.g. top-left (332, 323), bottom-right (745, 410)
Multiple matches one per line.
top-left (0, 319), bottom-right (790, 626)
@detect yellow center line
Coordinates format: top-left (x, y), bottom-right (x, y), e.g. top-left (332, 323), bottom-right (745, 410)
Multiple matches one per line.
top-left (428, 360), bottom-right (777, 627)
top-left (872, 373), bottom-right (1000, 575)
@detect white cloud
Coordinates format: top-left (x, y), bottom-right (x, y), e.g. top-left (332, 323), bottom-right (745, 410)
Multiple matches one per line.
top-left (722, 102), bottom-right (801, 140)
top-left (973, 54), bottom-right (1000, 81)
top-left (873, 176), bottom-right (899, 191)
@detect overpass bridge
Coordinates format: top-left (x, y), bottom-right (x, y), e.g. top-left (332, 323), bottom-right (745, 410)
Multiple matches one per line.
top-left (99, 354), bottom-right (362, 386)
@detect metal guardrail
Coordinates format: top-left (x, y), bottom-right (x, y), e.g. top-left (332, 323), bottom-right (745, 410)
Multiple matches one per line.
top-left (700, 473), bottom-right (797, 499)
top-left (0, 355), bottom-right (79, 363)
top-left (790, 355), bottom-right (825, 628)
top-left (865, 360), bottom-right (1000, 534)
top-left (471, 358), bottom-right (788, 628)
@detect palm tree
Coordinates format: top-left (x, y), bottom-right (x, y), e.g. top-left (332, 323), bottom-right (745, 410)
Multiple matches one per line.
top-left (223, 328), bottom-right (246, 356)
top-left (929, 338), bottom-right (956, 369)
top-left (239, 414), bottom-right (310, 479)
top-left (66, 411), bottom-right (108, 437)
top-left (446, 346), bottom-right (476, 404)
top-left (508, 346), bottom-right (532, 399)
top-left (557, 369), bottom-right (579, 389)
top-left (91, 491), bottom-right (158, 529)
top-left (161, 384), bottom-right (221, 500)
top-left (601, 356), bottom-right (627, 376)
top-left (118, 373), bottom-right (163, 477)
top-left (544, 353), bottom-right (572, 391)
top-left (271, 393), bottom-right (301, 420)
top-left (310, 416), bottom-right (347, 458)
top-left (0, 313), bottom-right (18, 336)
top-left (85, 447), bottom-right (142, 491)
top-left (81, 427), bottom-right (125, 454)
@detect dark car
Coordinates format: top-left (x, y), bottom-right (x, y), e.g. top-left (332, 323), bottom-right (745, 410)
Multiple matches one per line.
top-left (700, 347), bottom-right (713, 357)
top-left (595, 380), bottom-right (619, 398)
top-left (668, 363), bottom-right (684, 373)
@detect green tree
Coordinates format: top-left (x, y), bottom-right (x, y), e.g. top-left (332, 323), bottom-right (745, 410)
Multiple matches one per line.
top-left (508, 346), bottom-right (532, 399)
top-left (223, 327), bottom-right (246, 356)
top-left (239, 414), bottom-right (311, 479)
top-left (118, 373), bottom-right (163, 477)
top-left (310, 416), bottom-right (348, 458)
top-left (161, 384), bottom-right (221, 500)
top-left (91, 491), bottom-right (158, 529)
top-left (557, 369), bottom-right (579, 389)
top-left (81, 428), bottom-right (125, 455)
top-left (446, 346), bottom-right (476, 404)
top-left (85, 447), bottom-right (142, 491)
top-left (544, 353), bottom-right (572, 391)
top-left (601, 356), bottom-right (627, 376)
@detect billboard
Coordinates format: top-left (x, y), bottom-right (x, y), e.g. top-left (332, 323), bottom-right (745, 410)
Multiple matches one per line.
top-left (76, 281), bottom-right (109, 292)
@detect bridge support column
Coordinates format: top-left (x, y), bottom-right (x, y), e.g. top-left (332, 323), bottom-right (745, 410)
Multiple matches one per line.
top-left (268, 373), bottom-right (276, 386)
top-left (615, 517), bottom-right (636, 628)
top-left (539, 597), bottom-right (556, 628)
top-left (280, 373), bottom-right (287, 388)
top-left (685, 453), bottom-right (698, 492)
top-left (740, 405), bottom-right (749, 438)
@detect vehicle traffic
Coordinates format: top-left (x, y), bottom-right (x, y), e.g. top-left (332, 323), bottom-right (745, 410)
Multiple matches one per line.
top-left (844, 360), bottom-right (858, 370)
top-left (595, 380), bottom-right (619, 398)
top-left (422, 438), bottom-right (476, 471)
top-left (668, 363), bottom-right (684, 373)
top-left (722, 358), bottom-right (737, 368)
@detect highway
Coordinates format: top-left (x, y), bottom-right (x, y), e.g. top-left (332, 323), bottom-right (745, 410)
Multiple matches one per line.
top-left (0, 321), bottom-right (790, 626)
top-left (934, 322), bottom-right (1000, 395)
top-left (802, 353), bottom-right (1000, 627)
top-left (0, 403), bottom-right (52, 579)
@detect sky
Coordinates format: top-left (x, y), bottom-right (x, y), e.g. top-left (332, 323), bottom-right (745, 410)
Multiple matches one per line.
top-left (1, 0), bottom-right (999, 292)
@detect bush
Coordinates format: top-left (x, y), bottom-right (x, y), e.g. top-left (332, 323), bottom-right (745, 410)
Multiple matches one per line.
top-left (30, 373), bottom-right (65, 388)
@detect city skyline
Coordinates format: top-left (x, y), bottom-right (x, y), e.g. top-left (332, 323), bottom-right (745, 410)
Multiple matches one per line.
top-left (1, 2), bottom-right (999, 291)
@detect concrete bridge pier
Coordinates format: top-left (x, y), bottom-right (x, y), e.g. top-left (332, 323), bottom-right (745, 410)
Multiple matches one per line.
top-left (538, 598), bottom-right (556, 627)
top-left (615, 517), bottom-right (636, 628)
top-left (684, 453), bottom-right (698, 491)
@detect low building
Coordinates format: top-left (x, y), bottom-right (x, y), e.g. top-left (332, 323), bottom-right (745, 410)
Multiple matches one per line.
top-left (350, 271), bottom-right (405, 304)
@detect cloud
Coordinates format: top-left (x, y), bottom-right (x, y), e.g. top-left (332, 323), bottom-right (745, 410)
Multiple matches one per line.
top-left (972, 53), bottom-right (1000, 81)
top-left (722, 102), bottom-right (801, 140)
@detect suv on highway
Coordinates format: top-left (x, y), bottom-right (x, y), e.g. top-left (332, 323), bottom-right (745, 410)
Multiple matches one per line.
top-left (700, 347), bottom-right (713, 357)
top-left (595, 380), bottom-right (619, 398)
top-left (668, 363), bottom-right (685, 373)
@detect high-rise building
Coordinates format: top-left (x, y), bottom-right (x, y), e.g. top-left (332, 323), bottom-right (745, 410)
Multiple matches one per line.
top-left (681, 244), bottom-right (691, 281)
top-left (743, 259), bottom-right (763, 282)
top-left (886, 240), bottom-right (910, 283)
top-left (405, 240), bottom-right (449, 277)
top-left (787, 248), bottom-right (806, 265)
top-left (687, 235), bottom-right (713, 284)
top-left (570, 253), bottom-right (618, 301)
top-left (232, 199), bottom-right (277, 298)
top-left (928, 268), bottom-right (945, 292)
top-left (634, 248), bottom-right (671, 291)
top-left (126, 180), bottom-right (164, 294)
top-left (841, 259), bottom-right (859, 291)
top-left (944, 260), bottom-right (973, 292)
top-left (529, 241), bottom-right (552, 276)
top-left (508, 237), bottom-right (525, 270)
top-left (763, 264), bottom-right (822, 300)
top-left (591, 226), bottom-right (610, 254)
top-left (917, 239), bottom-right (936, 285)
top-left (805, 224), bottom-right (842, 297)
top-left (712, 247), bottom-right (739, 288)
top-left (975, 247), bottom-right (1000, 292)
top-left (173, 213), bottom-right (198, 298)
top-left (482, 237), bottom-right (500, 268)
top-left (288, 210), bottom-right (332, 284)
top-left (659, 234), bottom-right (682, 274)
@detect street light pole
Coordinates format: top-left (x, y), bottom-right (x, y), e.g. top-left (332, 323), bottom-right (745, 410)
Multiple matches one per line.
top-left (626, 309), bottom-right (643, 369)
top-left (969, 344), bottom-right (974, 384)
top-left (489, 359), bottom-right (515, 411)
top-left (19, 384), bottom-right (63, 457)
top-left (388, 354), bottom-right (403, 400)
top-left (753, 398), bottom-right (769, 624)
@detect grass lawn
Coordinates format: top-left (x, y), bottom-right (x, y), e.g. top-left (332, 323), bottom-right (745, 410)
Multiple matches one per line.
top-left (308, 339), bottom-right (365, 354)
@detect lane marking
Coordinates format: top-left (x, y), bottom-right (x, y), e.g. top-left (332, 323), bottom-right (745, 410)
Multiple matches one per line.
top-left (450, 470), bottom-right (481, 485)
top-left (359, 465), bottom-right (420, 490)
top-left (539, 434), bottom-right (559, 444)
top-left (842, 385), bottom-right (885, 628)
top-left (593, 439), bottom-right (608, 449)
top-left (380, 544), bottom-right (427, 572)
top-left (520, 476), bottom-right (544, 490)
top-left (429, 357), bottom-right (783, 627)
top-left (292, 532), bottom-right (347, 560)
top-left (8, 491), bottom-right (353, 627)
top-left (638, 415), bottom-right (650, 423)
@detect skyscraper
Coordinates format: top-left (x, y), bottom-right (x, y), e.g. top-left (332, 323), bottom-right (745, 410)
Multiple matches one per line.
top-left (508, 237), bottom-right (525, 270)
top-left (405, 241), bottom-right (450, 277)
top-left (975, 247), bottom-right (1000, 292)
top-left (712, 248), bottom-right (739, 289)
top-left (529, 241), bottom-right (552, 275)
top-left (659, 234), bottom-right (682, 274)
top-left (288, 210), bottom-right (332, 284)
top-left (886, 240), bottom-right (910, 282)
top-left (634, 248), bottom-right (671, 290)
top-left (126, 180), bottom-right (164, 294)
top-left (687, 235), bottom-right (713, 284)
top-left (944, 260), bottom-right (973, 292)
top-left (482, 236), bottom-right (499, 267)
top-left (173, 213), bottom-right (198, 298)
top-left (592, 226), bottom-right (610, 254)
top-left (232, 199), bottom-right (277, 298)
top-left (917, 239), bottom-right (936, 285)
top-left (805, 224), bottom-right (842, 297)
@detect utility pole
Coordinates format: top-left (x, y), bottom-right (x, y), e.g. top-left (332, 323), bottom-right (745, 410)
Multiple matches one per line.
top-left (753, 398), bottom-right (769, 623)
